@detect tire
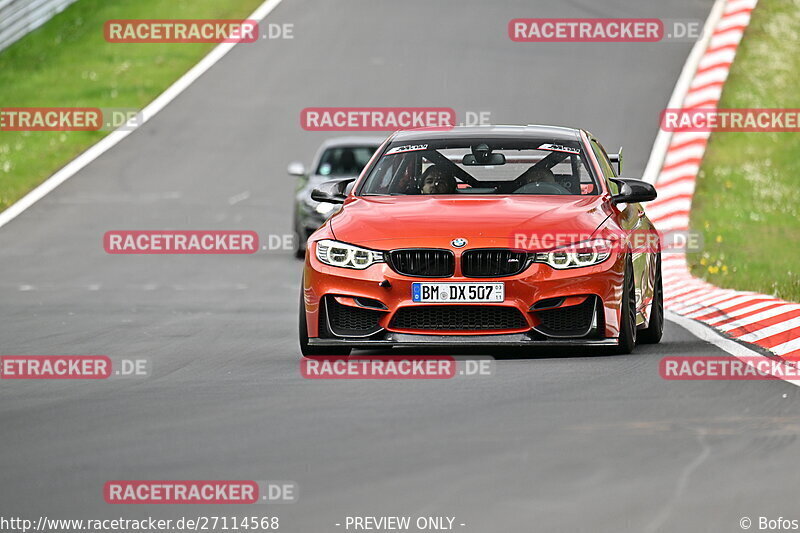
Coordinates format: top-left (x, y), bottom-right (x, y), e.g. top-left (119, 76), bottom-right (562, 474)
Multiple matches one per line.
top-left (613, 257), bottom-right (637, 355)
top-left (292, 224), bottom-right (305, 260)
top-left (638, 254), bottom-right (664, 344)
top-left (298, 293), bottom-right (351, 357)
top-left (293, 239), bottom-right (305, 260)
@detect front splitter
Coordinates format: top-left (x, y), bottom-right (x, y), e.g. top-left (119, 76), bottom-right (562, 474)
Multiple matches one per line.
top-left (310, 332), bottom-right (618, 348)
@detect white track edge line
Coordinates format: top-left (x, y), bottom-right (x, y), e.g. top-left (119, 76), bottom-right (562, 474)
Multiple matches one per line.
top-left (0, 0), bottom-right (285, 231)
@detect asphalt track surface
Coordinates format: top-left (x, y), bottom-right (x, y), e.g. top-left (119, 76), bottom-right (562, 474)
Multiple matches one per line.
top-left (2, 1), bottom-right (799, 531)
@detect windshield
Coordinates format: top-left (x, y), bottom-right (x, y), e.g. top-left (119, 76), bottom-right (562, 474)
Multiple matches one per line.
top-left (358, 139), bottom-right (599, 196)
top-left (315, 146), bottom-right (378, 176)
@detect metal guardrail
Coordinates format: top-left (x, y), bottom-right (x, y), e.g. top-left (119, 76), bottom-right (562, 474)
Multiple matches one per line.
top-left (0, 0), bottom-right (78, 52)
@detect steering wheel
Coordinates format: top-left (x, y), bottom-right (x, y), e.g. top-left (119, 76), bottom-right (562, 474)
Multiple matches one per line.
top-left (512, 181), bottom-right (571, 195)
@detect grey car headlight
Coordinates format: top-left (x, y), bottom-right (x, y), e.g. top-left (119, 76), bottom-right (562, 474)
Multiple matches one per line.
top-left (314, 202), bottom-right (337, 215)
top-left (315, 239), bottom-right (384, 270)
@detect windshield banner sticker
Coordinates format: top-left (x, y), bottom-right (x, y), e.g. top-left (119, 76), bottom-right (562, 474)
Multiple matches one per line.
top-left (385, 144), bottom-right (429, 155)
top-left (537, 143), bottom-right (580, 154)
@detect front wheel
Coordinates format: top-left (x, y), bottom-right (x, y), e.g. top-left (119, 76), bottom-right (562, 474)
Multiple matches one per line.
top-left (613, 257), bottom-right (637, 355)
top-left (298, 293), bottom-right (351, 357)
top-left (638, 254), bottom-right (664, 344)
top-left (292, 224), bottom-right (306, 259)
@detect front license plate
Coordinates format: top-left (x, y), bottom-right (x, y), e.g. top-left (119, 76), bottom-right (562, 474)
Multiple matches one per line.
top-left (411, 282), bottom-right (505, 303)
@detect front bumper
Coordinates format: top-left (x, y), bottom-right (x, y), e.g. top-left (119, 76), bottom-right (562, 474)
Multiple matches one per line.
top-left (303, 243), bottom-right (626, 344)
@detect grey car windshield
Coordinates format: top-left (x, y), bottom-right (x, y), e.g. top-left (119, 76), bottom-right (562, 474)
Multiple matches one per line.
top-left (316, 146), bottom-right (377, 176)
top-left (359, 140), bottom-right (599, 196)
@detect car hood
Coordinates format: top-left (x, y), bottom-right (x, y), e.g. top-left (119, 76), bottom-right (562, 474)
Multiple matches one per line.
top-left (329, 195), bottom-right (612, 250)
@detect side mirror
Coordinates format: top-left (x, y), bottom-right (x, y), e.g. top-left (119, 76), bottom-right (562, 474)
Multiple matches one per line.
top-left (310, 178), bottom-right (355, 204)
top-left (611, 178), bottom-right (657, 204)
top-left (287, 162), bottom-right (306, 177)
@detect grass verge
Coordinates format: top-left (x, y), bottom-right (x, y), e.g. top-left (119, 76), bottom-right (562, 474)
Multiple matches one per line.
top-left (689, 0), bottom-right (800, 302)
top-left (0, 0), bottom-right (266, 212)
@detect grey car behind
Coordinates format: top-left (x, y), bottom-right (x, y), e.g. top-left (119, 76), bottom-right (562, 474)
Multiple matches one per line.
top-left (289, 136), bottom-right (383, 257)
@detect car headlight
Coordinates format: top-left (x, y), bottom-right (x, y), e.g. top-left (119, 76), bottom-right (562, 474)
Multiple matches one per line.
top-left (315, 239), bottom-right (384, 270)
top-left (315, 202), bottom-right (336, 215)
top-left (532, 239), bottom-right (613, 269)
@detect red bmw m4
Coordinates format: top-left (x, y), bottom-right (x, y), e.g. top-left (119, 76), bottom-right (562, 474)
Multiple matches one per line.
top-left (299, 125), bottom-right (662, 356)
